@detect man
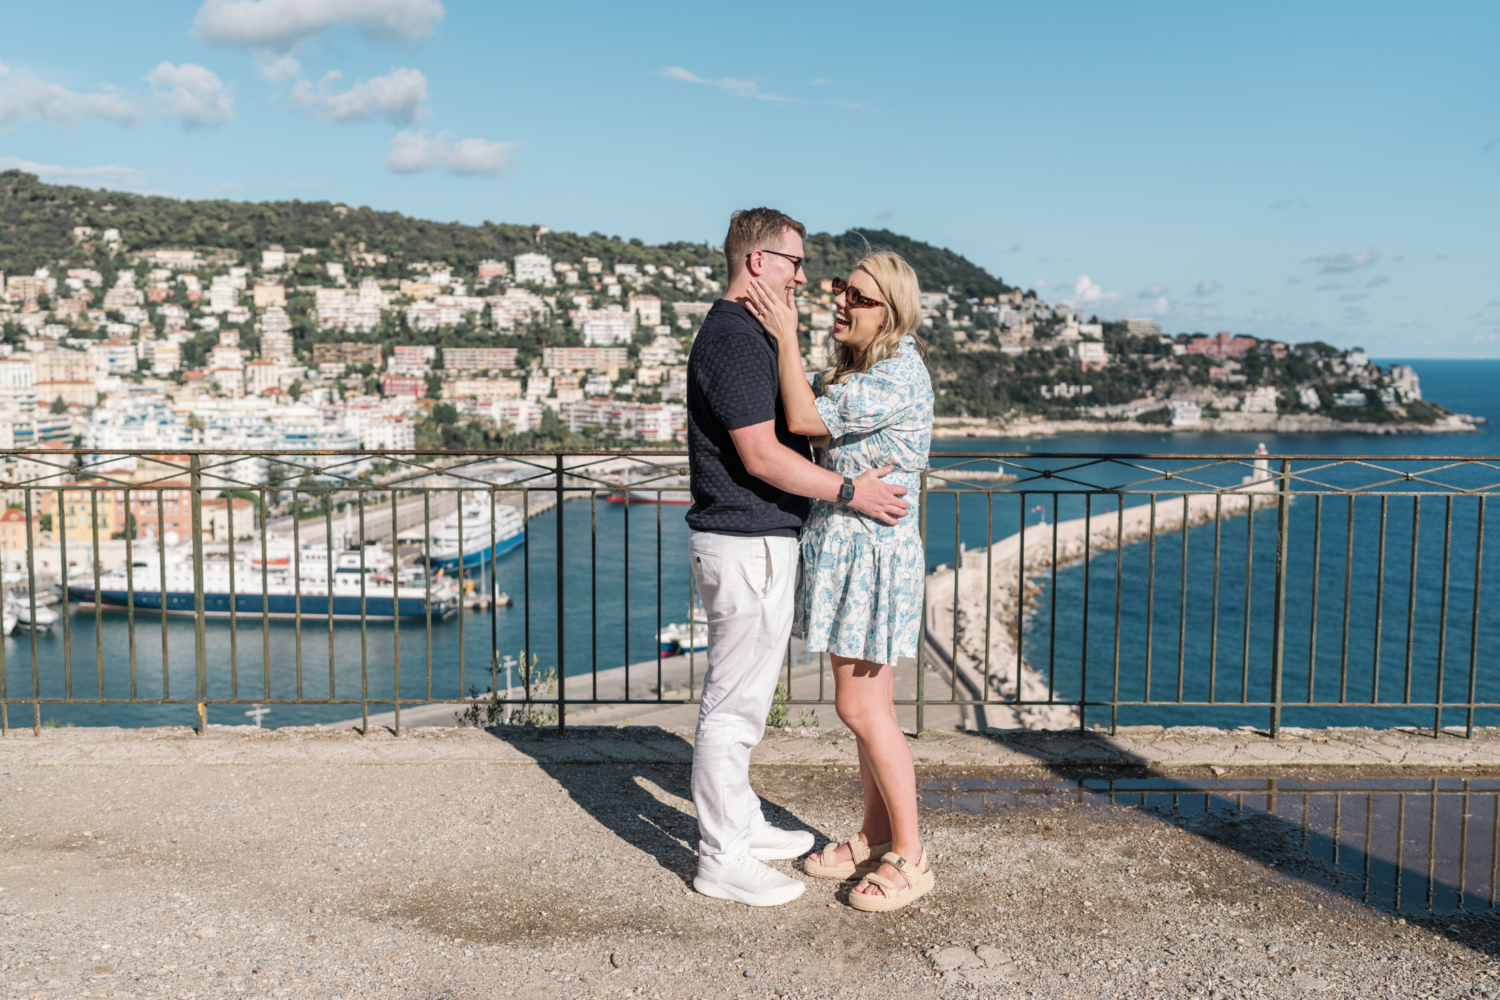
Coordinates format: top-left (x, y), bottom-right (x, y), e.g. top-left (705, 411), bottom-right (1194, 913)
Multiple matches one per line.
top-left (686, 207), bottom-right (910, 907)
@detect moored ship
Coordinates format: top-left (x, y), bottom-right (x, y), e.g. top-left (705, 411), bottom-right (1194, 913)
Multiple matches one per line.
top-left (68, 540), bottom-right (459, 620)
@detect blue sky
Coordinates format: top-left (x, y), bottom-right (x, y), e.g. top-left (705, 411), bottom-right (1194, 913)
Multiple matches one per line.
top-left (2, 1), bottom-right (1497, 356)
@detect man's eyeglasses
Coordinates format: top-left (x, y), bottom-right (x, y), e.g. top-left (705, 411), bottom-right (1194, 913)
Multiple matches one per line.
top-left (750, 249), bottom-right (805, 272)
top-left (831, 277), bottom-right (885, 310)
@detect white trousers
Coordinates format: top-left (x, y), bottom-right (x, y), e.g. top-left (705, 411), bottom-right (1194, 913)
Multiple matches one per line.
top-left (689, 530), bottom-right (799, 861)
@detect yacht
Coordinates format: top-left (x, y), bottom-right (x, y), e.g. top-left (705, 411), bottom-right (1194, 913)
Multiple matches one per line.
top-left (68, 540), bottom-right (459, 621)
top-left (426, 498), bottom-right (525, 573)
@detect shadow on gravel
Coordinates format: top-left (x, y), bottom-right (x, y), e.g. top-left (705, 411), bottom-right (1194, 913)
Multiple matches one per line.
top-left (948, 728), bottom-right (1500, 958)
top-left (480, 726), bottom-right (825, 887)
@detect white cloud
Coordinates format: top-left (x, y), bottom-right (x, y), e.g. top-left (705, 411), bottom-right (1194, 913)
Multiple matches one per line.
top-left (1313, 248), bottom-right (1379, 273)
top-left (1138, 283), bottom-right (1166, 299)
top-left (1073, 275), bottom-right (1106, 303)
top-left (658, 66), bottom-right (799, 103)
top-left (0, 156), bottom-right (149, 190)
top-left (1064, 275), bottom-right (1122, 307)
top-left (194, 0), bottom-right (445, 50)
top-left (0, 61), bottom-right (142, 128)
top-left (147, 62), bottom-right (234, 128)
top-left (291, 67), bottom-right (428, 125)
top-left (1194, 278), bottom-right (1222, 297)
top-left (385, 130), bottom-right (516, 174)
top-left (256, 54), bottom-right (301, 83)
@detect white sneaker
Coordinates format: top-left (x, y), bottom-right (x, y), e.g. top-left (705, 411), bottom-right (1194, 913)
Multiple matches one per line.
top-left (748, 819), bottom-right (815, 861)
top-left (694, 855), bottom-right (807, 907)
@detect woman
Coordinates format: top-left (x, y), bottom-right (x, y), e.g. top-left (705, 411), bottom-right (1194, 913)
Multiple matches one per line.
top-left (744, 250), bottom-right (935, 912)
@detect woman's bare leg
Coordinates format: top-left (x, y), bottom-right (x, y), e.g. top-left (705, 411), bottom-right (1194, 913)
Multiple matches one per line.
top-left (824, 654), bottom-right (922, 895)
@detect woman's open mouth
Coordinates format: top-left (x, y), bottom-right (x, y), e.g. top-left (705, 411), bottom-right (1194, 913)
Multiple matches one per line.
top-left (833, 311), bottom-right (850, 332)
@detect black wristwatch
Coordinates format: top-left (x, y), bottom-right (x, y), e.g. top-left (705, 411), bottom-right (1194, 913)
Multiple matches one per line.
top-left (836, 476), bottom-right (855, 505)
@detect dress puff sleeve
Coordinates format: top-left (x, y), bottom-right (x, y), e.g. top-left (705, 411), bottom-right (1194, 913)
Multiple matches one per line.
top-left (813, 362), bottom-right (918, 439)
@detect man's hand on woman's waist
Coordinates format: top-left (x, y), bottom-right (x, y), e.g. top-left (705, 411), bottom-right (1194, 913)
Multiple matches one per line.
top-left (848, 465), bottom-right (909, 525)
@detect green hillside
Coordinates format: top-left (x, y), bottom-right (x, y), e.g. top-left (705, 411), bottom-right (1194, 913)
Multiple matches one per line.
top-left (0, 171), bottom-right (1009, 298)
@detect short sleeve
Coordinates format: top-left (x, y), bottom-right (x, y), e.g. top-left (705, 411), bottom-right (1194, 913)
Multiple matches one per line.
top-left (696, 332), bottom-right (776, 430)
top-left (814, 367), bottom-right (915, 439)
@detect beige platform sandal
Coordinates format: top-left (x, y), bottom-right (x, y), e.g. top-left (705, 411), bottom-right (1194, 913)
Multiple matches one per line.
top-left (847, 849), bottom-right (934, 912)
top-left (803, 835), bottom-right (892, 881)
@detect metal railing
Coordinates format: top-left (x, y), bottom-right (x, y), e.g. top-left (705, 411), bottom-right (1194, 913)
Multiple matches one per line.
top-left (0, 449), bottom-right (1494, 736)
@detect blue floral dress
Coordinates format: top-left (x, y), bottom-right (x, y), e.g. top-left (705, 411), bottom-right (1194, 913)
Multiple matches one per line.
top-left (793, 335), bottom-right (934, 663)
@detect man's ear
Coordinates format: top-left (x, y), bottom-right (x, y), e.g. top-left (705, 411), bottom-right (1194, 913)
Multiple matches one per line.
top-left (744, 249), bottom-right (764, 278)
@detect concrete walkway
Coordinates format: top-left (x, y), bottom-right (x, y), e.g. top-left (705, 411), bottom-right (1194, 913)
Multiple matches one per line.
top-left (0, 725), bottom-right (1496, 1000)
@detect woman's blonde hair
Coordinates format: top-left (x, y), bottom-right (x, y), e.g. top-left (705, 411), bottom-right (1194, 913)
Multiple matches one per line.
top-left (820, 250), bottom-right (928, 387)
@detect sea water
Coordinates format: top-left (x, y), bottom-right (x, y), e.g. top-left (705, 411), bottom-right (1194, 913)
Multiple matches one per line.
top-left (5, 359), bottom-right (1495, 729)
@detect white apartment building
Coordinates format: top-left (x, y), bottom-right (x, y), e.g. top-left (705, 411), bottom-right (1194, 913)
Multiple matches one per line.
top-left (478, 398), bottom-right (544, 433)
top-left (361, 414), bottom-right (415, 451)
top-left (1240, 386), bottom-right (1280, 413)
top-left (210, 367), bottom-right (244, 398)
top-left (405, 295), bottom-right (485, 331)
top-left (513, 253), bottom-right (556, 286)
top-left (582, 316), bottom-right (633, 347)
top-left (260, 331), bottom-right (295, 366)
top-left (1072, 341), bottom-right (1109, 368)
top-left (259, 305), bottom-right (292, 335)
top-left (1168, 401), bottom-right (1202, 427)
top-left (244, 360), bottom-right (279, 396)
top-left (560, 400), bottom-right (686, 443)
top-left (1388, 364), bottom-right (1421, 401)
top-left (0, 356), bottom-right (35, 389)
top-left (489, 288), bottom-right (548, 330)
top-left (88, 341), bottom-right (138, 375)
top-left (358, 276), bottom-right (387, 304)
top-left (638, 335), bottom-right (683, 367)
top-left (209, 345), bottom-right (245, 371)
top-left (145, 340), bottom-right (181, 375)
top-left (627, 294), bottom-right (661, 327)
top-left (389, 345), bottom-right (435, 376)
top-left (208, 277), bottom-right (239, 313)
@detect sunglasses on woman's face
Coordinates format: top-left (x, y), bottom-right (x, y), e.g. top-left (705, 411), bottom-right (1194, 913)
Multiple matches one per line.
top-left (831, 277), bottom-right (885, 310)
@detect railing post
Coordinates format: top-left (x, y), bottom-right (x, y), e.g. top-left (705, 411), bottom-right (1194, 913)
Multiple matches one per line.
top-left (190, 454), bottom-right (208, 734)
top-left (915, 470), bottom-right (928, 735)
top-left (1269, 458), bottom-right (1291, 738)
top-left (555, 453), bottom-right (566, 733)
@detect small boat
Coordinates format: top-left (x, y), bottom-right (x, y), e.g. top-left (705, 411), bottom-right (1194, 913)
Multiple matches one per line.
top-left (605, 475), bottom-right (692, 505)
top-left (8, 597), bottom-right (58, 631)
top-left (2, 606), bottom-right (15, 636)
top-left (658, 601), bottom-right (709, 656)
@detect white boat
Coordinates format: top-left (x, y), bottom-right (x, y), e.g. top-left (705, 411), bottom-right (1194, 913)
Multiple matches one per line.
top-left (68, 540), bottom-right (459, 621)
top-left (657, 602), bottom-right (709, 657)
top-left (2, 606), bottom-right (15, 636)
top-left (8, 596), bottom-right (58, 631)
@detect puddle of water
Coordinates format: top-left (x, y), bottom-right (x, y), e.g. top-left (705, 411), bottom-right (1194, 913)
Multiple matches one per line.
top-left (922, 776), bottom-right (1500, 915)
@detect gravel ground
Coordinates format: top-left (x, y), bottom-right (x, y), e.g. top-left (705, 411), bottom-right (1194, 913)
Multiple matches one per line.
top-left (0, 727), bottom-right (1496, 1000)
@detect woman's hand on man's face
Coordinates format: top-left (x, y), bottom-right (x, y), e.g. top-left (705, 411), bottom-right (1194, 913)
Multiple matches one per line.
top-left (745, 277), bottom-right (799, 344)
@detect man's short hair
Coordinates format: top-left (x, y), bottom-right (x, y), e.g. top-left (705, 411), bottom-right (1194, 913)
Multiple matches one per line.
top-left (724, 207), bottom-right (807, 282)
